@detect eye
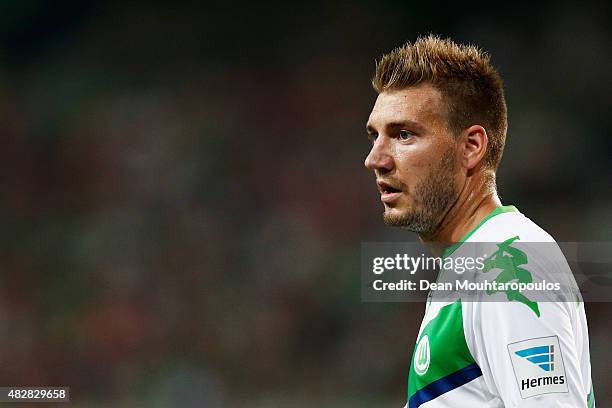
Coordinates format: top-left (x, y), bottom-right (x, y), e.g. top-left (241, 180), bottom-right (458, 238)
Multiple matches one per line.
top-left (368, 133), bottom-right (378, 145)
top-left (399, 130), bottom-right (414, 141)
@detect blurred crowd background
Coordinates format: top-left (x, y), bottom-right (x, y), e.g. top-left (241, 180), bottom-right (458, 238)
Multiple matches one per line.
top-left (0, 1), bottom-right (610, 407)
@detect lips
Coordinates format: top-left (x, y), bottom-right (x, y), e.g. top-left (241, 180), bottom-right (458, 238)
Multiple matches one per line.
top-left (377, 180), bottom-right (403, 203)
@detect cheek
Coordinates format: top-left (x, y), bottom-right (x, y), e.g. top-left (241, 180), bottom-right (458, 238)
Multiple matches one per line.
top-left (394, 149), bottom-right (433, 188)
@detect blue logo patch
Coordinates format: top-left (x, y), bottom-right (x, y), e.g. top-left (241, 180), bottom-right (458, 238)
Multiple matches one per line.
top-left (508, 336), bottom-right (568, 398)
top-left (514, 345), bottom-right (555, 371)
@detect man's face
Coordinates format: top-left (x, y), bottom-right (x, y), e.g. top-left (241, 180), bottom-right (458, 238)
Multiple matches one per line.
top-left (365, 83), bottom-right (461, 235)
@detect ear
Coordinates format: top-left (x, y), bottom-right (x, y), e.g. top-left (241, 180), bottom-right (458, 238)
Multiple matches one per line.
top-left (460, 125), bottom-right (488, 171)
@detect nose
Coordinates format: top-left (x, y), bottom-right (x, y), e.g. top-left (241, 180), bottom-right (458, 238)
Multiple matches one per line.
top-left (364, 137), bottom-right (394, 173)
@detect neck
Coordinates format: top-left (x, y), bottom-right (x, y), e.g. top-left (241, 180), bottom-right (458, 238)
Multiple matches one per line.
top-left (419, 170), bottom-right (502, 255)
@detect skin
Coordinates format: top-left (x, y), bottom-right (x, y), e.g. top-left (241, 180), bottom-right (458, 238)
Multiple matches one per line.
top-left (364, 83), bottom-right (501, 254)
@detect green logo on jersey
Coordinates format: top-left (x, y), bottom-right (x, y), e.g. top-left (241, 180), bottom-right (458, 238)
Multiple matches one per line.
top-left (414, 334), bottom-right (430, 375)
top-left (482, 236), bottom-right (541, 317)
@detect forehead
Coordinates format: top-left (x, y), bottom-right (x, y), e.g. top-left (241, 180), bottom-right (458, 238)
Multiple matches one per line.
top-left (367, 83), bottom-right (445, 130)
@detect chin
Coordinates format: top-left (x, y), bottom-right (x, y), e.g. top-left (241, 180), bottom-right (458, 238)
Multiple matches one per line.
top-left (383, 207), bottom-right (409, 224)
top-left (384, 203), bottom-right (409, 217)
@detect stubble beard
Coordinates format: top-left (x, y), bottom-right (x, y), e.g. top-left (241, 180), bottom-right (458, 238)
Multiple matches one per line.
top-left (383, 148), bottom-right (459, 234)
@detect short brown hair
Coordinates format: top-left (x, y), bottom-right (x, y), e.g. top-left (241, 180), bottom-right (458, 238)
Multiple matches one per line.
top-left (372, 34), bottom-right (507, 169)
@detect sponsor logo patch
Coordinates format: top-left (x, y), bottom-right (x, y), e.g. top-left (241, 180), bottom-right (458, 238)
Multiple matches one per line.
top-left (508, 336), bottom-right (568, 398)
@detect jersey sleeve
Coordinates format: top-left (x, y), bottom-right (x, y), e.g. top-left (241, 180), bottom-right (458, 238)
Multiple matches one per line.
top-left (464, 300), bottom-right (587, 407)
top-left (462, 240), bottom-right (591, 407)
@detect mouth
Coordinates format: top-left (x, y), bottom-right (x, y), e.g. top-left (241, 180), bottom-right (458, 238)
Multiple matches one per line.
top-left (377, 180), bottom-right (403, 203)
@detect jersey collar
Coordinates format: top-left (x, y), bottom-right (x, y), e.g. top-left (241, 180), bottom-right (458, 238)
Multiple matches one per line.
top-left (442, 205), bottom-right (519, 258)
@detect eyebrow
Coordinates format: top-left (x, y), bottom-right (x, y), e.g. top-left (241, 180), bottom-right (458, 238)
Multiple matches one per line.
top-left (366, 120), bottom-right (426, 134)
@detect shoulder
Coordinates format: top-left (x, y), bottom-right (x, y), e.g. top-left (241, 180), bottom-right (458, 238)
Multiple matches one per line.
top-left (469, 210), bottom-right (557, 244)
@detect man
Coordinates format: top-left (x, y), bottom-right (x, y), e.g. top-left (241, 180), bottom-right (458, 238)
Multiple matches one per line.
top-left (364, 35), bottom-right (594, 407)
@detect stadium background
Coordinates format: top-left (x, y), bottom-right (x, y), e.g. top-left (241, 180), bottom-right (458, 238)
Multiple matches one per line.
top-left (0, 1), bottom-right (610, 406)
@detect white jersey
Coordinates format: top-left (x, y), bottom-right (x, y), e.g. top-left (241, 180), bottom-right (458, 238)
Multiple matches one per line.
top-left (405, 206), bottom-right (594, 408)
